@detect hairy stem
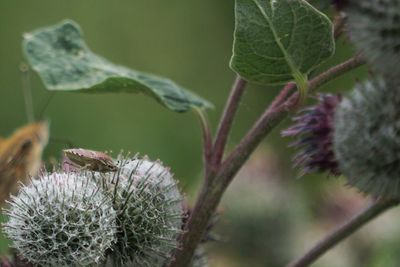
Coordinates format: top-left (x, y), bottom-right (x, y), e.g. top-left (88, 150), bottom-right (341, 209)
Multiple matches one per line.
top-left (211, 76), bottom-right (247, 169)
top-left (169, 55), bottom-right (366, 267)
top-left (309, 53), bottom-right (365, 91)
top-left (286, 198), bottom-right (400, 267)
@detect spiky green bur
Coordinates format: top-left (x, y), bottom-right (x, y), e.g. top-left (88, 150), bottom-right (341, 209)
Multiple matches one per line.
top-left (346, 0), bottom-right (400, 79)
top-left (102, 156), bottom-right (183, 266)
top-left (3, 172), bottom-right (117, 267)
top-left (334, 78), bottom-right (400, 198)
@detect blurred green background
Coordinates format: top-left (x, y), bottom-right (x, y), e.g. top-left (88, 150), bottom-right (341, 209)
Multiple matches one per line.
top-left (0, 0), bottom-right (362, 191)
top-left (2, 1), bottom-right (395, 267)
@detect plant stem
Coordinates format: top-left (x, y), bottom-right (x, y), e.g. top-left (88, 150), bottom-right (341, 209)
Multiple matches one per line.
top-left (173, 177), bottom-right (225, 266)
top-left (270, 82), bottom-right (296, 109)
top-left (268, 50), bottom-right (362, 111)
top-left (193, 107), bottom-right (213, 171)
top-left (309, 53), bottom-right (365, 91)
top-left (333, 14), bottom-right (346, 40)
top-left (293, 71), bottom-right (309, 104)
top-left (211, 76), bottom-right (247, 169)
top-left (286, 198), bottom-right (400, 267)
top-left (169, 55), bottom-right (366, 267)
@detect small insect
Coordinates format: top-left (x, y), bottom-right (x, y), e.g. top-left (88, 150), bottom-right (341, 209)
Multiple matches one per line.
top-left (63, 148), bottom-right (118, 172)
top-left (0, 121), bottom-right (49, 204)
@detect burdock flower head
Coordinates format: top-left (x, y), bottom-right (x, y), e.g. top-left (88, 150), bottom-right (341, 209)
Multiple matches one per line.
top-left (101, 155), bottom-right (184, 267)
top-left (332, 0), bottom-right (348, 10)
top-left (3, 172), bottom-right (117, 267)
top-left (3, 149), bottom-right (184, 267)
top-left (345, 0), bottom-right (400, 79)
top-left (282, 94), bottom-right (342, 176)
top-left (334, 78), bottom-right (400, 198)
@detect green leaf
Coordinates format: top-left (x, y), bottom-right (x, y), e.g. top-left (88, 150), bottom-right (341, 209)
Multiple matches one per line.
top-left (23, 20), bottom-right (213, 112)
top-left (230, 0), bottom-right (335, 85)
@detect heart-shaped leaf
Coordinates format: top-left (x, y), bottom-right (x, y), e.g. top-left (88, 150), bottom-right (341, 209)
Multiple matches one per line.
top-left (23, 20), bottom-right (213, 112)
top-left (230, 0), bottom-right (335, 85)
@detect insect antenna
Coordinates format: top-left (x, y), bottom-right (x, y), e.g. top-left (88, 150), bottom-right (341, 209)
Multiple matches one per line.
top-left (49, 137), bottom-right (75, 149)
top-left (37, 91), bottom-right (55, 120)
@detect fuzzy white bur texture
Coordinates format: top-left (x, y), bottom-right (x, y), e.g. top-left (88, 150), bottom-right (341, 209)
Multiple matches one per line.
top-left (3, 155), bottom-right (185, 267)
top-left (334, 79), bottom-right (400, 198)
top-left (104, 157), bottom-right (183, 267)
top-left (3, 172), bottom-right (117, 267)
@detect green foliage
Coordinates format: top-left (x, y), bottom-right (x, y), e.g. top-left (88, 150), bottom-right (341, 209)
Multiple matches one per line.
top-left (23, 20), bottom-right (213, 113)
top-left (230, 0), bottom-right (334, 86)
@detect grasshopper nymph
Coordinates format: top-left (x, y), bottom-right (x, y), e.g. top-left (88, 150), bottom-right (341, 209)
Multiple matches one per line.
top-left (63, 148), bottom-right (118, 172)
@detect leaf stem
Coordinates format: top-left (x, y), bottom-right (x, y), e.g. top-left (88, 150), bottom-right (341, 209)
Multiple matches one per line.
top-left (293, 71), bottom-right (309, 104)
top-left (169, 55), bottom-right (366, 267)
top-left (211, 76), bottom-right (247, 169)
top-left (193, 107), bottom-right (213, 170)
top-left (286, 198), bottom-right (400, 267)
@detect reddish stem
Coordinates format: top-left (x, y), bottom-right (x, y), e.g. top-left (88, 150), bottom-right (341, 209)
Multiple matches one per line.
top-left (169, 55), bottom-right (366, 267)
top-left (286, 198), bottom-right (400, 267)
top-left (270, 82), bottom-right (297, 109)
top-left (211, 76), bottom-right (247, 169)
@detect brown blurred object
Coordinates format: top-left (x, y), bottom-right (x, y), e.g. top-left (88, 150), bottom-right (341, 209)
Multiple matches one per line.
top-left (0, 249), bottom-right (33, 267)
top-left (317, 185), bottom-right (366, 227)
top-left (0, 122), bottom-right (49, 204)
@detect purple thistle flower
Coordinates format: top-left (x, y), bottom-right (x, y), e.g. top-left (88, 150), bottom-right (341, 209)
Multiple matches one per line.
top-left (282, 94), bottom-right (342, 176)
top-left (332, 0), bottom-right (348, 10)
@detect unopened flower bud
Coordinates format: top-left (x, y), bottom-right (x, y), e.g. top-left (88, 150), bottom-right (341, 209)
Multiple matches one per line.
top-left (334, 78), bottom-right (400, 198)
top-left (101, 155), bottom-right (183, 266)
top-left (346, 0), bottom-right (400, 79)
top-left (3, 172), bottom-right (117, 267)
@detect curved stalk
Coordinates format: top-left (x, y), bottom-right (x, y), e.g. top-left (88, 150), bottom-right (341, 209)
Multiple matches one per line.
top-left (286, 198), bottom-right (400, 267)
top-left (211, 76), bottom-right (247, 168)
top-left (193, 107), bottom-right (213, 170)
